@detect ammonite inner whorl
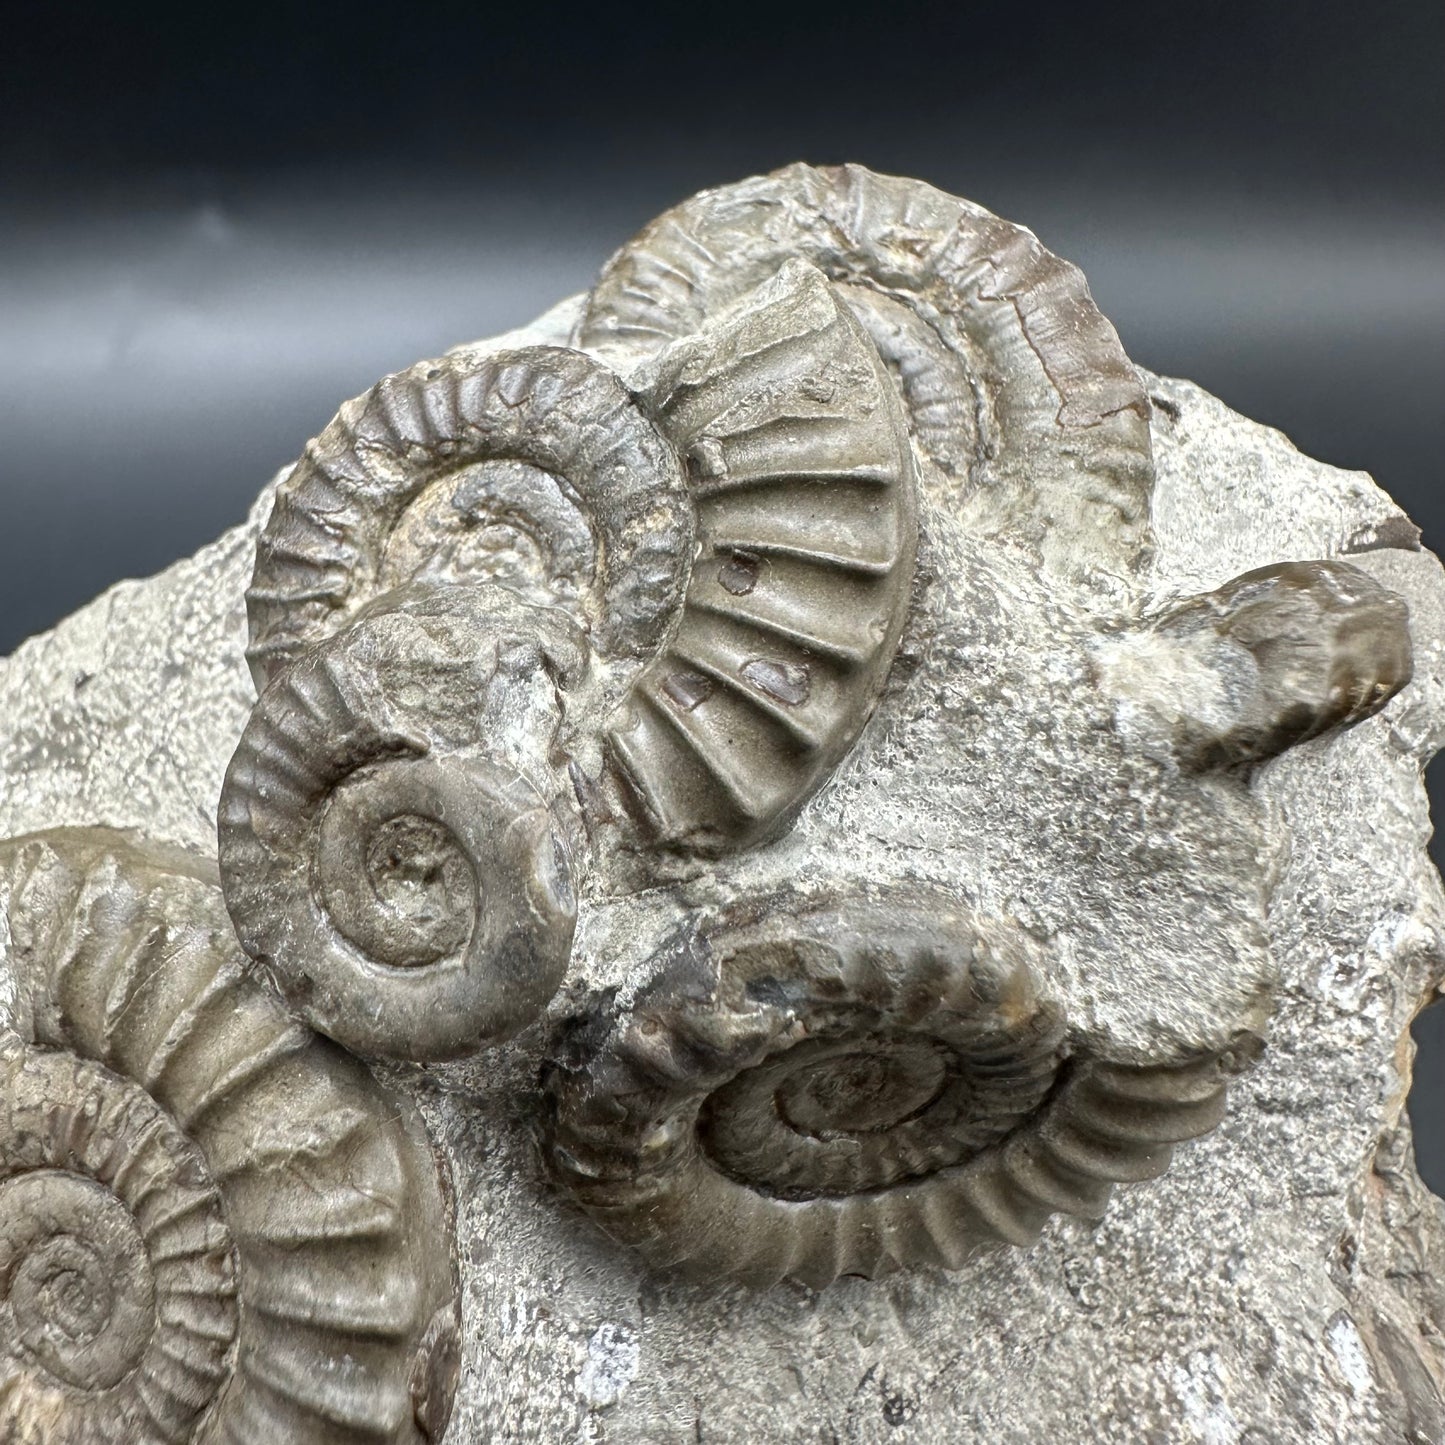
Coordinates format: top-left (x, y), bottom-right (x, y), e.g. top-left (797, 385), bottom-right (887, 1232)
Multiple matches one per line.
top-left (544, 894), bottom-right (1069, 1289)
top-left (245, 344), bottom-right (692, 690)
top-left (0, 830), bottom-right (461, 1444)
top-left (577, 162), bottom-right (1155, 581)
top-left (219, 586), bottom-right (581, 1062)
top-left (1, 1041), bottom-right (236, 1444)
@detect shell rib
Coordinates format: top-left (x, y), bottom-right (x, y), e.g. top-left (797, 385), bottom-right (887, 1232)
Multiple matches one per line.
top-left (578, 162), bottom-right (1155, 580)
top-left (544, 893), bottom-right (1233, 1289)
top-left (219, 585), bottom-right (582, 1063)
top-left (245, 344), bottom-right (692, 690)
top-left (0, 830), bottom-right (460, 1444)
top-left (603, 259), bottom-right (918, 852)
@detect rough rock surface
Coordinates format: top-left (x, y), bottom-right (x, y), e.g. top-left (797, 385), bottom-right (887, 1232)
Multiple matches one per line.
top-left (2, 292), bottom-right (1443, 1442)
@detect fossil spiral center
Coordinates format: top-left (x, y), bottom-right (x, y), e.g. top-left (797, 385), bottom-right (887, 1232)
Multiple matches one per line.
top-left (0, 1171), bottom-right (155, 1390)
top-left (379, 458), bottom-right (595, 604)
top-left (698, 1020), bottom-right (1059, 1202)
top-left (317, 773), bottom-right (477, 968)
top-left (775, 1040), bottom-right (951, 1136)
top-left (364, 814), bottom-right (474, 944)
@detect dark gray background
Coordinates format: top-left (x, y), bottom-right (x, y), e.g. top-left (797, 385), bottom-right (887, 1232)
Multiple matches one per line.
top-left (2, 2), bottom-right (1442, 1188)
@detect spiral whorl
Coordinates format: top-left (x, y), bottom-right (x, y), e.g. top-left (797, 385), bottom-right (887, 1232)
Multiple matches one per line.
top-left (579, 162), bottom-right (1155, 579)
top-left (0, 830), bottom-right (461, 1444)
top-left (544, 893), bottom-right (1069, 1288)
top-left (220, 586), bottom-right (581, 1062)
top-left (0, 1040), bottom-right (237, 1444)
top-left (545, 891), bottom-right (1241, 1288)
top-left (246, 344), bottom-right (692, 690)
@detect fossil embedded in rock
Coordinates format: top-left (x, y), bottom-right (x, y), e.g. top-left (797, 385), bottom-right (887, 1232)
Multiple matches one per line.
top-left (220, 260), bottom-right (923, 1057)
top-left (0, 830), bottom-right (460, 1444)
top-left (1099, 558), bottom-right (1413, 769)
top-left (244, 345), bottom-right (694, 690)
top-left (579, 162), bottom-right (1156, 582)
top-left (219, 585), bottom-right (582, 1063)
top-left (543, 893), bottom-right (1233, 1289)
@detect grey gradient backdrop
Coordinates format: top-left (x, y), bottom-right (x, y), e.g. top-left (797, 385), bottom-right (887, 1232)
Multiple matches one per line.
top-left (2, 1), bottom-right (1442, 1188)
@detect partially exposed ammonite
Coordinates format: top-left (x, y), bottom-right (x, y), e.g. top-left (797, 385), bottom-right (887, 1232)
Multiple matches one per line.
top-left (245, 344), bottom-right (693, 690)
top-left (544, 894), bottom-right (1232, 1289)
top-left (578, 161), bottom-right (1155, 581)
top-left (0, 830), bottom-right (460, 1443)
top-left (1097, 558), bottom-right (1414, 770)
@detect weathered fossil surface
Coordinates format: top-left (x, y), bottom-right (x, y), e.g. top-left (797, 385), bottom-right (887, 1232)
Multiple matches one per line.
top-left (3, 238), bottom-right (1445, 1441)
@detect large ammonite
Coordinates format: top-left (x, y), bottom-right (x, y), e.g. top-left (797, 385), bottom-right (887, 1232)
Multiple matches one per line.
top-left (220, 259), bottom-right (918, 1059)
top-left (0, 830), bottom-right (460, 1444)
top-left (578, 161), bottom-right (1155, 582)
top-left (544, 893), bottom-right (1232, 1290)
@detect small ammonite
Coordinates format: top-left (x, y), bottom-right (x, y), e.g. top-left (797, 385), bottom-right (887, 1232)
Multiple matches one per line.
top-left (244, 344), bottom-right (693, 692)
top-left (1098, 558), bottom-right (1414, 770)
top-left (0, 829), bottom-right (461, 1444)
top-left (544, 891), bottom-right (1237, 1289)
top-left (220, 584), bottom-right (583, 1063)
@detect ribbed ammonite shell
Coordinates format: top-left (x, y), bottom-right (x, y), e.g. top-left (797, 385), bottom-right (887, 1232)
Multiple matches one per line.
top-left (578, 162), bottom-right (1155, 580)
top-left (544, 893), bottom-right (1233, 1289)
top-left (602, 259), bottom-right (918, 852)
top-left (220, 584), bottom-right (583, 1062)
top-left (1147, 559), bottom-right (1414, 768)
top-left (0, 830), bottom-right (460, 1444)
top-left (244, 344), bottom-right (692, 691)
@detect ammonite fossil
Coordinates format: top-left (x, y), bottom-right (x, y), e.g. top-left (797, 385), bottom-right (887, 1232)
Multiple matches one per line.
top-left (220, 258), bottom-right (918, 1057)
top-left (578, 161), bottom-right (1156, 582)
top-left (244, 344), bottom-right (693, 691)
top-left (0, 830), bottom-right (460, 1443)
top-left (544, 894), bottom-right (1232, 1289)
top-left (220, 584), bottom-right (584, 1062)
top-left (1146, 559), bottom-right (1414, 768)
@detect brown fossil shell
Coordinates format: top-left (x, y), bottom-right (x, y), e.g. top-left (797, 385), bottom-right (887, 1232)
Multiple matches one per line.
top-left (544, 893), bottom-right (1232, 1289)
top-left (221, 259), bottom-right (922, 1061)
top-left (1147, 559), bottom-right (1414, 768)
top-left (244, 344), bottom-right (692, 690)
top-left (219, 585), bottom-right (582, 1063)
top-left (578, 162), bottom-right (1155, 579)
top-left (601, 259), bottom-right (918, 852)
top-left (0, 830), bottom-right (460, 1443)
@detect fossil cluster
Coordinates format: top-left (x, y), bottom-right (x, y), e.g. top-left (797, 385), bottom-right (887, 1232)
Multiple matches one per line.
top-left (0, 165), bottom-right (1425, 1442)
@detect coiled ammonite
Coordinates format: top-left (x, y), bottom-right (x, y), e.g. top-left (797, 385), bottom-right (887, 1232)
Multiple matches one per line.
top-left (544, 894), bottom-right (1232, 1289)
top-left (220, 258), bottom-right (919, 1058)
top-left (0, 830), bottom-right (460, 1443)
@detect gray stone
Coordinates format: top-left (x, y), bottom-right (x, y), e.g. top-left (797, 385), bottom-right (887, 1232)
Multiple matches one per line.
top-left (1, 168), bottom-right (1442, 1443)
